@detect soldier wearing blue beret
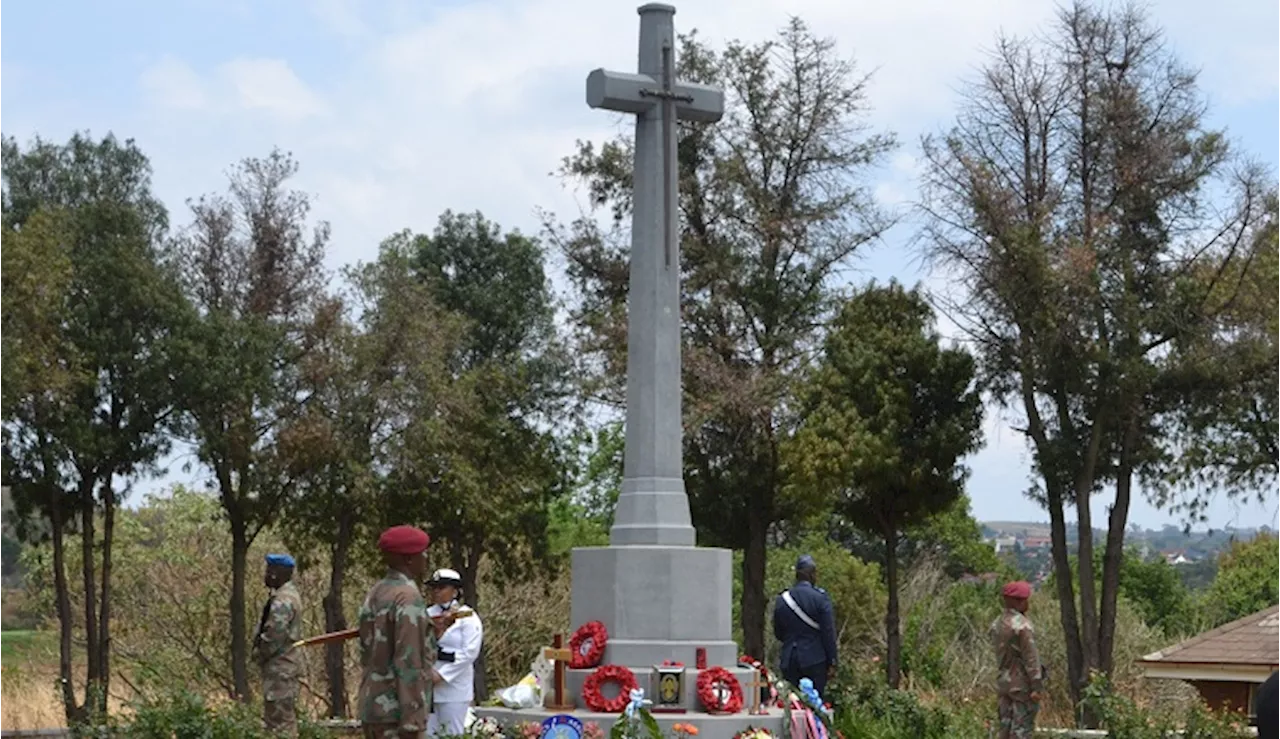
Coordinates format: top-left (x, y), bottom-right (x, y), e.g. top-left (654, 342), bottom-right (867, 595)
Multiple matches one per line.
top-left (773, 555), bottom-right (838, 698)
top-left (255, 553), bottom-right (302, 736)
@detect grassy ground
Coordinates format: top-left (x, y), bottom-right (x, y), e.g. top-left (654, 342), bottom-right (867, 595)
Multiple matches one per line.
top-left (1, 629), bottom-right (55, 663)
top-left (1, 629), bottom-right (66, 729)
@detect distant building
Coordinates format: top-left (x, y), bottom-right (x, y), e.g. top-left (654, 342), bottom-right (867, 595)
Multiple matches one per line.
top-left (1139, 605), bottom-right (1279, 721)
top-left (1162, 550), bottom-right (1194, 565)
top-left (1022, 536), bottom-right (1051, 550)
top-left (991, 535), bottom-right (1017, 553)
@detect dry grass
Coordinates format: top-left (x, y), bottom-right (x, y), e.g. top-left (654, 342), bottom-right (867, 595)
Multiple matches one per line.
top-left (2, 676), bottom-right (67, 730)
top-left (1, 626), bottom-right (136, 729)
top-left (0, 555), bottom-right (568, 727)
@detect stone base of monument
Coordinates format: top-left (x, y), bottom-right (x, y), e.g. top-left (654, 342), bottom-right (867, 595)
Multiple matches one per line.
top-left (562, 666), bottom-right (757, 713)
top-left (570, 546), bottom-right (738, 667)
top-left (474, 705), bottom-right (787, 739)
top-left (476, 666), bottom-right (779, 739)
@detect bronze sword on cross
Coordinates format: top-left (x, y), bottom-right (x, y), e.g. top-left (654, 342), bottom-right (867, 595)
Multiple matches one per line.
top-left (638, 40), bottom-right (692, 269)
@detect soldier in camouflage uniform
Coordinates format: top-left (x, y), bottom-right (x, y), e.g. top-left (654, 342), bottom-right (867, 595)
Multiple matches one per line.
top-left (254, 553), bottom-right (303, 737)
top-left (358, 526), bottom-right (456, 739)
top-left (989, 580), bottom-right (1044, 739)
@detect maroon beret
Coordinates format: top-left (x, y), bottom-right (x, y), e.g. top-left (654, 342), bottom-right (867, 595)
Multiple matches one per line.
top-left (1002, 580), bottom-right (1032, 599)
top-left (378, 525), bottom-right (430, 555)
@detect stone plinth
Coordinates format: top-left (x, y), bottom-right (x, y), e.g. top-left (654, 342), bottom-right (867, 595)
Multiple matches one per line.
top-left (563, 666), bottom-right (758, 713)
top-left (571, 546), bottom-right (737, 668)
top-left (474, 705), bottom-right (786, 739)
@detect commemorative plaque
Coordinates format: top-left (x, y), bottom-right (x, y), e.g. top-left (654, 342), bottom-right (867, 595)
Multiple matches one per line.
top-left (650, 665), bottom-right (686, 713)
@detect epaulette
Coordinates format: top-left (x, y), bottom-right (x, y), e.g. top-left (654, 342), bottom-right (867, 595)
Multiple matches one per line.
top-left (816, 586), bottom-right (828, 595)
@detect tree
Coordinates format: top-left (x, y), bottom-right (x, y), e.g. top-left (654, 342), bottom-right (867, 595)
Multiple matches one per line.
top-left (917, 2), bottom-right (1273, 720)
top-left (169, 150), bottom-right (329, 700)
top-left (738, 534), bottom-right (887, 669)
top-left (828, 494), bottom-right (1004, 581)
top-left (570, 421), bottom-right (625, 525)
top-left (784, 282), bottom-right (984, 687)
top-left (1202, 534), bottom-right (1279, 627)
top-left (1116, 552), bottom-right (1195, 638)
top-left (1164, 195), bottom-right (1279, 503)
top-left (550, 19), bottom-right (895, 659)
top-left (280, 241), bottom-right (461, 716)
top-left (1051, 548), bottom-right (1198, 638)
top-left (1, 132), bottom-right (180, 722)
top-left (385, 211), bottom-right (569, 699)
top-left (546, 422), bottom-right (623, 556)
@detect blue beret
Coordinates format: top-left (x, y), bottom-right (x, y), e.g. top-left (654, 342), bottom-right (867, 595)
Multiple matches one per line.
top-left (266, 553), bottom-right (295, 568)
top-left (796, 555), bottom-right (816, 571)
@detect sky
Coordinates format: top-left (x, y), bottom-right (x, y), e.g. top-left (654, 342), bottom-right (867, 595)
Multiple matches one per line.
top-left (3, 0), bottom-right (1277, 530)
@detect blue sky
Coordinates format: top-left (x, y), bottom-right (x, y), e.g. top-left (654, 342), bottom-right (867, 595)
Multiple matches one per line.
top-left (4, 0), bottom-right (1277, 529)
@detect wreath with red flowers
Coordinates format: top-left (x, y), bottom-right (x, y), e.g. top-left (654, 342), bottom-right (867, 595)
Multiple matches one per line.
top-left (581, 664), bottom-right (638, 713)
top-left (697, 666), bottom-right (744, 714)
top-left (738, 655), bottom-right (780, 709)
top-left (569, 620), bottom-right (609, 669)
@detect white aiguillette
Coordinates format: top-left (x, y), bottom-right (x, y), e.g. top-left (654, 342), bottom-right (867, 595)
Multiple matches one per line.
top-left (428, 603), bottom-right (475, 619)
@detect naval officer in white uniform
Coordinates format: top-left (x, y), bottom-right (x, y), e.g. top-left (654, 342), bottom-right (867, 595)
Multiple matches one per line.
top-left (426, 568), bottom-right (484, 737)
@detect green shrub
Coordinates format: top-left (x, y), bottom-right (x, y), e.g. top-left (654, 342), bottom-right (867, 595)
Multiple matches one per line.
top-left (1083, 673), bottom-right (1253, 739)
top-left (828, 659), bottom-right (987, 739)
top-left (733, 535), bottom-right (887, 668)
top-left (76, 690), bottom-right (333, 739)
top-left (901, 576), bottom-right (999, 689)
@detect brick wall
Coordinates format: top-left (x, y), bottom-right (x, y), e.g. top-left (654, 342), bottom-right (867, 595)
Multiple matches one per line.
top-left (1190, 679), bottom-right (1254, 714)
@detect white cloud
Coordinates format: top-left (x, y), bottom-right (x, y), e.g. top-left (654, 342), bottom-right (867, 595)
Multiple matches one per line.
top-left (89, 0), bottom-right (1280, 522)
top-left (122, 0), bottom-right (1277, 270)
top-left (219, 58), bottom-right (328, 120)
top-left (307, 0), bottom-right (373, 40)
top-left (140, 56), bottom-right (209, 111)
top-left (139, 56), bottom-right (326, 122)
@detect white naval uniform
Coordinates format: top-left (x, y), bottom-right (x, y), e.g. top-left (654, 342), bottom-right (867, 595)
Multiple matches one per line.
top-left (428, 603), bottom-right (484, 738)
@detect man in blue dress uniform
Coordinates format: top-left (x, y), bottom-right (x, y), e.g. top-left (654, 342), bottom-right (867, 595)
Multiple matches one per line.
top-left (1256, 670), bottom-right (1277, 739)
top-left (773, 554), bottom-right (838, 698)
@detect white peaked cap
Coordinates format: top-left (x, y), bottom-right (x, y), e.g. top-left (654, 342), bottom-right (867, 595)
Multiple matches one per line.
top-left (428, 568), bottom-right (463, 585)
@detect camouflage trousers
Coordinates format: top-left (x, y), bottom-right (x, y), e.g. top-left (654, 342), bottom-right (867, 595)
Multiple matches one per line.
top-left (262, 667), bottom-right (300, 737)
top-left (997, 695), bottom-right (1039, 739)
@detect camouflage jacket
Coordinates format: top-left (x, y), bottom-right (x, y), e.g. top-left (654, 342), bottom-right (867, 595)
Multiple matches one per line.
top-left (990, 608), bottom-right (1044, 700)
top-left (356, 570), bottom-right (434, 732)
top-left (253, 581), bottom-right (303, 671)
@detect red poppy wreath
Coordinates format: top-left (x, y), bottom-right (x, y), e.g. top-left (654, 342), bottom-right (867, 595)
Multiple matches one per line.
top-left (697, 666), bottom-right (744, 714)
top-left (582, 664), bottom-right (638, 713)
top-left (569, 620), bottom-right (609, 669)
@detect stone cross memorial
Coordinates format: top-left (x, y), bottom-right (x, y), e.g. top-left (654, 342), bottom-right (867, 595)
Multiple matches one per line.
top-left (585, 4), bottom-right (722, 548)
top-left (476, 8), bottom-right (772, 735)
top-left (569, 2), bottom-right (744, 702)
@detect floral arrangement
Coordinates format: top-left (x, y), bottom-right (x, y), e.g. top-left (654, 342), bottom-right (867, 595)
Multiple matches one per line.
top-left (739, 654), bottom-right (842, 739)
top-left (626, 688), bottom-right (653, 719)
top-left (570, 620), bottom-right (609, 669)
top-left (737, 655), bottom-right (779, 710)
top-left (732, 728), bottom-right (776, 739)
top-left (796, 678), bottom-right (832, 721)
top-left (509, 718), bottom-right (604, 739)
top-left (608, 687), bottom-right (663, 739)
top-left (695, 666), bottom-right (744, 714)
top-left (582, 664), bottom-right (639, 713)
top-left (467, 715), bottom-right (506, 739)
top-left (671, 723), bottom-right (700, 738)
